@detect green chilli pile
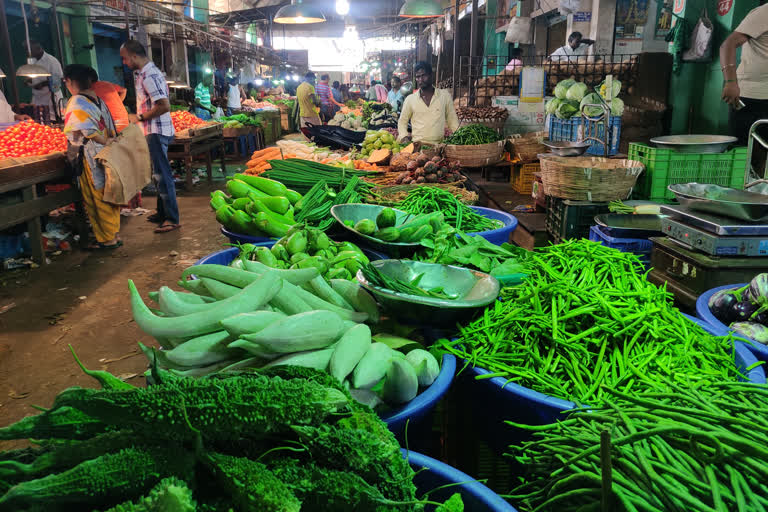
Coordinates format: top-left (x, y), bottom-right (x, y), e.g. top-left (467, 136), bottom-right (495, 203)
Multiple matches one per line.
top-left (0, 363), bottom-right (461, 511)
top-left (397, 187), bottom-right (502, 233)
top-left (507, 380), bottom-right (768, 511)
top-left (439, 240), bottom-right (743, 405)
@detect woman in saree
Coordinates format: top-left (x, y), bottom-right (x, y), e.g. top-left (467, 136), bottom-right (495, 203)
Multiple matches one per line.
top-left (62, 64), bottom-right (122, 250)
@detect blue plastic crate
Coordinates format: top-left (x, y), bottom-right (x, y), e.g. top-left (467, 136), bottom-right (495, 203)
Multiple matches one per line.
top-left (0, 234), bottom-right (29, 259)
top-left (546, 115), bottom-right (621, 156)
top-left (588, 225), bottom-right (652, 254)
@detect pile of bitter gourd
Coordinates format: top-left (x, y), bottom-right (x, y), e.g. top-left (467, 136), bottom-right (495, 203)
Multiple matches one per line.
top-left (0, 358), bottom-right (461, 511)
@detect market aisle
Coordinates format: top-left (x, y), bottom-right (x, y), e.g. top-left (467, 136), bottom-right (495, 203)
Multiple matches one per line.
top-left (0, 187), bottom-right (225, 441)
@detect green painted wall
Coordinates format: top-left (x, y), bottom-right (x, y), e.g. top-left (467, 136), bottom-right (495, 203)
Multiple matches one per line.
top-left (668, 0), bottom-right (759, 134)
top-left (482, 0), bottom-right (510, 75)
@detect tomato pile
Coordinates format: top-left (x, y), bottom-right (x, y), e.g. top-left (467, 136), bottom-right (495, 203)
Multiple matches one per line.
top-left (171, 111), bottom-right (207, 132)
top-left (0, 121), bottom-right (68, 159)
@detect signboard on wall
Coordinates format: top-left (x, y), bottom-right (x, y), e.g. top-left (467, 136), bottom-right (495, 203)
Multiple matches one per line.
top-left (655, 1), bottom-right (672, 38)
top-left (573, 11), bottom-right (592, 21)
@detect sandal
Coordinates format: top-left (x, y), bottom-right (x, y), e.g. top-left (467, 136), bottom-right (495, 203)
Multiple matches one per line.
top-left (155, 223), bottom-right (182, 234)
top-left (147, 213), bottom-right (164, 223)
top-left (86, 240), bottom-right (123, 251)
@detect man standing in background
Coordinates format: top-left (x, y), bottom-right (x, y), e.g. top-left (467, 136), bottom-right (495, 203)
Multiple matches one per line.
top-left (194, 73), bottom-right (216, 120)
top-left (387, 76), bottom-right (403, 112)
top-left (315, 74), bottom-right (333, 122)
top-left (26, 41), bottom-right (63, 121)
top-left (398, 61), bottom-right (459, 145)
top-left (120, 40), bottom-right (180, 234)
top-left (296, 72), bottom-right (321, 129)
top-left (549, 32), bottom-right (594, 62)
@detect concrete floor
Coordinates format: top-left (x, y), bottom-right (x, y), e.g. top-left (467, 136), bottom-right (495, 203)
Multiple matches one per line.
top-left (0, 184), bottom-right (226, 444)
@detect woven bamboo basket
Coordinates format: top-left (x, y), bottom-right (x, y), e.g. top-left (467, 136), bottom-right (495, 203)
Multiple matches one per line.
top-left (538, 156), bottom-right (645, 202)
top-left (444, 140), bottom-right (504, 168)
top-left (511, 131), bottom-right (547, 163)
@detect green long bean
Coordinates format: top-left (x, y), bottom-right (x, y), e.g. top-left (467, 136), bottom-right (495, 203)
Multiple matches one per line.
top-left (397, 186), bottom-right (501, 232)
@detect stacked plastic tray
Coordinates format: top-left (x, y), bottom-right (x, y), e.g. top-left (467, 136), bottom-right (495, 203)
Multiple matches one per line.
top-left (588, 225), bottom-right (652, 268)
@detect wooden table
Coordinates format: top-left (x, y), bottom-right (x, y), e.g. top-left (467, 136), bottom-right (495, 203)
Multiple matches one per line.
top-left (0, 153), bottom-right (88, 264)
top-left (167, 124), bottom-right (225, 190)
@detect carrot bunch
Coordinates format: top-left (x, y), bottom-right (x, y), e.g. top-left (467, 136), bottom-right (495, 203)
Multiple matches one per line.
top-left (245, 147), bottom-right (283, 175)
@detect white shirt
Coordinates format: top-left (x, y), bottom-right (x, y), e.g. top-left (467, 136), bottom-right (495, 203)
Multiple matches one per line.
top-left (397, 88), bottom-right (460, 145)
top-left (30, 52), bottom-right (64, 116)
top-left (228, 84), bottom-right (242, 109)
top-left (550, 44), bottom-right (590, 62)
top-left (735, 4), bottom-right (768, 99)
top-left (0, 89), bottom-right (15, 124)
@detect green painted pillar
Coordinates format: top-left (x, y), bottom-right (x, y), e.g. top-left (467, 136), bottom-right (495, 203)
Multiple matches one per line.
top-left (193, 0), bottom-right (209, 25)
top-left (482, 0), bottom-right (508, 75)
top-left (68, 4), bottom-right (96, 67)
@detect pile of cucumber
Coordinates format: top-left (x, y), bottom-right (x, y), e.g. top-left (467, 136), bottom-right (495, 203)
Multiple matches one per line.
top-left (347, 208), bottom-right (446, 244)
top-left (210, 174), bottom-right (303, 238)
top-left (132, 257), bottom-right (441, 409)
top-left (242, 226), bottom-right (370, 281)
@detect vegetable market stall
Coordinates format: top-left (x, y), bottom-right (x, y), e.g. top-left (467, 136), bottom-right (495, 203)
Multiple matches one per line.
top-left (0, 153), bottom-right (87, 264)
top-left (167, 123), bottom-right (225, 190)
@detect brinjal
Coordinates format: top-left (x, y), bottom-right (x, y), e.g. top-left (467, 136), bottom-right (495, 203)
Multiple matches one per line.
top-left (730, 322), bottom-right (768, 344)
top-left (708, 289), bottom-right (740, 323)
top-left (749, 273), bottom-right (768, 303)
top-left (732, 300), bottom-right (759, 323)
top-left (753, 311), bottom-right (768, 326)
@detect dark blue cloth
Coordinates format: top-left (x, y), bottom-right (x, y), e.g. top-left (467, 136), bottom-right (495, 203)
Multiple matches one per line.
top-left (147, 133), bottom-right (179, 224)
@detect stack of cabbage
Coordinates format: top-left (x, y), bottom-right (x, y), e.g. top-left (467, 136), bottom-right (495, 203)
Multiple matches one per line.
top-left (546, 78), bottom-right (624, 119)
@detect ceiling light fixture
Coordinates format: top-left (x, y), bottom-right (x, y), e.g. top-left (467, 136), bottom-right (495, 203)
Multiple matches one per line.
top-left (399, 0), bottom-right (443, 18)
top-left (274, 0), bottom-right (325, 24)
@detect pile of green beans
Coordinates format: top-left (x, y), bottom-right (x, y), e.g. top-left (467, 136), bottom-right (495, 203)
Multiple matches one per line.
top-left (360, 262), bottom-right (453, 300)
top-left (443, 123), bottom-right (502, 145)
top-left (439, 240), bottom-right (741, 405)
top-left (507, 380), bottom-right (768, 512)
top-left (397, 187), bottom-right (501, 233)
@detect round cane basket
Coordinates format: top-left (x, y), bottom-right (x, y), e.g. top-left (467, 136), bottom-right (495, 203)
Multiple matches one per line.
top-left (538, 156), bottom-right (645, 202)
top-left (512, 133), bottom-right (547, 163)
top-left (444, 140), bottom-right (505, 168)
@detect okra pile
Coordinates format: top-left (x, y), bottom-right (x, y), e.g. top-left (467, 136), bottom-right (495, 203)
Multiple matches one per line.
top-left (507, 380), bottom-right (768, 511)
top-left (440, 240), bottom-right (742, 405)
top-left (0, 364), bottom-right (461, 510)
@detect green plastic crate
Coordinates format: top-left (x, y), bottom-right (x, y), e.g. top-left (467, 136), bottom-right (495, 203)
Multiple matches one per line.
top-left (628, 143), bottom-right (748, 201)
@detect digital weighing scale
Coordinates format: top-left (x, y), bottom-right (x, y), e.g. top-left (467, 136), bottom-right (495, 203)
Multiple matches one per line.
top-left (660, 205), bottom-right (768, 257)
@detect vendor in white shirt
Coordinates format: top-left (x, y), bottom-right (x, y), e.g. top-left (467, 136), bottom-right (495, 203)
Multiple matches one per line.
top-left (0, 70), bottom-right (31, 123)
top-left (550, 32), bottom-right (595, 62)
top-left (26, 41), bottom-right (63, 120)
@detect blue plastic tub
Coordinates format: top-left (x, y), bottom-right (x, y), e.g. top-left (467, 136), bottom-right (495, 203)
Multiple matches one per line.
top-left (459, 313), bottom-right (766, 429)
top-left (696, 283), bottom-right (768, 362)
top-left (404, 450), bottom-right (518, 512)
top-left (467, 207), bottom-right (518, 246)
top-left (220, 226), bottom-right (273, 245)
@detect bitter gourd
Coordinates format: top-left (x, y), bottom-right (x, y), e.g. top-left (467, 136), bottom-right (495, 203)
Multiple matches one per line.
top-left (0, 445), bottom-right (194, 509)
top-left (50, 375), bottom-right (349, 441)
top-left (206, 453), bottom-right (300, 512)
top-left (0, 406), bottom-right (108, 441)
top-left (100, 477), bottom-right (196, 512)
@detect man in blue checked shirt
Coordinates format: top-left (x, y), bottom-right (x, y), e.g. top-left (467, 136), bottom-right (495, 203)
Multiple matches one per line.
top-left (120, 40), bottom-right (180, 234)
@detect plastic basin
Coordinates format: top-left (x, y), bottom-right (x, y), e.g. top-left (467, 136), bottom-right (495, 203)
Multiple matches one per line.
top-left (220, 226), bottom-right (273, 245)
top-left (192, 246), bottom-right (453, 438)
top-left (404, 450), bottom-right (518, 512)
top-left (460, 313), bottom-right (766, 430)
top-left (467, 207), bottom-right (518, 246)
top-left (696, 283), bottom-right (768, 362)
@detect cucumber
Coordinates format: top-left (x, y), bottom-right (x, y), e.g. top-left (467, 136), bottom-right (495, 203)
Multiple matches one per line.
top-left (220, 311), bottom-right (286, 337)
top-left (353, 219), bottom-right (376, 236)
top-left (241, 310), bottom-right (345, 353)
top-left (399, 224), bottom-right (432, 243)
top-left (352, 342), bottom-right (394, 389)
top-left (164, 330), bottom-right (235, 367)
top-left (330, 279), bottom-right (380, 323)
top-left (397, 211), bottom-right (444, 231)
top-left (381, 358), bottom-right (419, 404)
top-left (261, 347), bottom-right (335, 371)
top-left (329, 324), bottom-right (372, 382)
top-left (374, 227), bottom-right (400, 242)
top-left (128, 272), bottom-right (281, 338)
top-left (405, 349), bottom-right (441, 387)
top-left (376, 207), bottom-right (397, 229)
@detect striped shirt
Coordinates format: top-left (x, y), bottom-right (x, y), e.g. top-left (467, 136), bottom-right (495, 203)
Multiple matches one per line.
top-left (315, 82), bottom-right (332, 107)
top-left (194, 82), bottom-right (212, 108)
top-left (134, 61), bottom-right (174, 137)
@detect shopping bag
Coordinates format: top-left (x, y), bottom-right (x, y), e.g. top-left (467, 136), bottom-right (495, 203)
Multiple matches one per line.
top-left (683, 9), bottom-right (713, 61)
top-left (213, 107), bottom-right (224, 120)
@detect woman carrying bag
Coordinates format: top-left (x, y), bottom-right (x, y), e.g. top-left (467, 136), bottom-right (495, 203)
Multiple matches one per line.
top-left (62, 64), bottom-right (122, 250)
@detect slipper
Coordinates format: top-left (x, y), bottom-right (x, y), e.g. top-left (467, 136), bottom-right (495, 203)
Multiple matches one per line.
top-left (155, 223), bottom-right (182, 234)
top-left (147, 213), bottom-right (164, 223)
top-left (86, 240), bottom-right (123, 251)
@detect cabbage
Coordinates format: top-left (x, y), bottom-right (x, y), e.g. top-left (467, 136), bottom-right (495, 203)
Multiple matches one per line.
top-left (566, 82), bottom-right (588, 102)
top-left (555, 100), bottom-right (579, 119)
top-left (545, 98), bottom-right (562, 115)
top-left (610, 97), bottom-right (625, 116)
top-left (580, 93), bottom-right (605, 117)
top-left (599, 79), bottom-right (622, 99)
top-left (554, 79), bottom-right (576, 100)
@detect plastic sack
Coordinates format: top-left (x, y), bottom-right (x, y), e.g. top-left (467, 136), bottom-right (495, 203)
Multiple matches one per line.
top-left (559, 0), bottom-right (580, 14)
top-left (505, 17), bottom-right (533, 44)
top-left (683, 9), bottom-right (713, 62)
top-left (213, 107), bottom-right (224, 120)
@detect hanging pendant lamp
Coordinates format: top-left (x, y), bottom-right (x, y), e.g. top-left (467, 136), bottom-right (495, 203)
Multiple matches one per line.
top-left (399, 0), bottom-right (443, 18)
top-left (17, 59), bottom-right (51, 79)
top-left (273, 0), bottom-right (326, 24)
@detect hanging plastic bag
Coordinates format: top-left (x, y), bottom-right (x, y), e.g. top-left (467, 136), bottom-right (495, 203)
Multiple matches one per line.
top-left (505, 17), bottom-right (533, 44)
top-left (682, 9), bottom-right (713, 62)
top-left (213, 107), bottom-right (224, 120)
top-left (559, 0), bottom-right (580, 15)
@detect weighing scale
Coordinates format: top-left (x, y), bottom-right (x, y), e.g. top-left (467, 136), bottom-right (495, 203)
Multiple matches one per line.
top-left (660, 205), bottom-right (768, 257)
